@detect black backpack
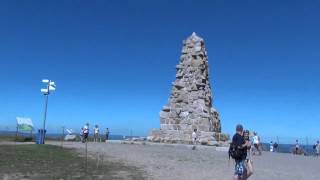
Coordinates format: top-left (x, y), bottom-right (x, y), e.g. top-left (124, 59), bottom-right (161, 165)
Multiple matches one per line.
top-left (229, 143), bottom-right (244, 160)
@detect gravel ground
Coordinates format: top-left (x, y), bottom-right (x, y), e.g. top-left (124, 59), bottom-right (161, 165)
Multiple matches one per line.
top-left (48, 141), bottom-right (320, 180)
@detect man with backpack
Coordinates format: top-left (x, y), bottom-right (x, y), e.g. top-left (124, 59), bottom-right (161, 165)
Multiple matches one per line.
top-left (273, 142), bottom-right (279, 152)
top-left (229, 124), bottom-right (253, 180)
top-left (82, 124), bottom-right (89, 143)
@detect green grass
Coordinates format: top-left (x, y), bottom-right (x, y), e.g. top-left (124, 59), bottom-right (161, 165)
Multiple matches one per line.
top-left (0, 135), bottom-right (34, 142)
top-left (0, 135), bottom-right (16, 142)
top-left (0, 144), bottom-right (145, 180)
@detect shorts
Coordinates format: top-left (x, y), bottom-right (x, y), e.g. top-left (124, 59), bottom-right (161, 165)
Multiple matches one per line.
top-left (192, 138), bottom-right (197, 144)
top-left (235, 160), bottom-right (246, 176)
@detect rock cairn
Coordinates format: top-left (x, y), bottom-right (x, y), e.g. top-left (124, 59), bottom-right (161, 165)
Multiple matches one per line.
top-left (150, 33), bottom-right (228, 144)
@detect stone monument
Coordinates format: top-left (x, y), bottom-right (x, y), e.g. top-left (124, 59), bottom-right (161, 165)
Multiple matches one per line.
top-left (149, 32), bottom-right (228, 144)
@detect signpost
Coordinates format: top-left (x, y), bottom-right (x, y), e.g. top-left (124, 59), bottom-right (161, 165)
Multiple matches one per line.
top-left (40, 79), bottom-right (56, 144)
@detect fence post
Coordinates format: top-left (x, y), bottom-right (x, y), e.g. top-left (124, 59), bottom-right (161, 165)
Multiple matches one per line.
top-left (15, 125), bottom-right (18, 142)
top-left (277, 136), bottom-right (280, 152)
top-left (85, 140), bottom-right (88, 180)
top-left (61, 126), bottom-right (64, 148)
top-left (306, 136), bottom-right (309, 155)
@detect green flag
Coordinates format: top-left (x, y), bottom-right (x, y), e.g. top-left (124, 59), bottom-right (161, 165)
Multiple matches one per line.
top-left (16, 117), bottom-right (33, 132)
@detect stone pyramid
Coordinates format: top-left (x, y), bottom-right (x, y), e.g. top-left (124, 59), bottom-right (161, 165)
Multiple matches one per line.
top-left (150, 33), bottom-right (228, 144)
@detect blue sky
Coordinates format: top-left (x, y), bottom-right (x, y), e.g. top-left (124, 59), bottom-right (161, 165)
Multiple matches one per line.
top-left (0, 0), bottom-right (319, 138)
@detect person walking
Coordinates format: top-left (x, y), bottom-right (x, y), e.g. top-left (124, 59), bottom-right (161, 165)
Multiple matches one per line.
top-left (229, 124), bottom-right (253, 180)
top-left (315, 140), bottom-right (320, 157)
top-left (243, 130), bottom-right (252, 162)
top-left (294, 140), bottom-right (300, 155)
top-left (82, 124), bottom-right (89, 143)
top-left (192, 129), bottom-right (198, 145)
top-left (252, 132), bottom-right (261, 155)
top-left (93, 125), bottom-right (100, 142)
top-left (80, 127), bottom-right (84, 142)
top-left (244, 129), bottom-right (253, 180)
top-left (191, 129), bottom-right (198, 150)
top-left (270, 141), bottom-right (274, 152)
top-left (105, 128), bottom-right (110, 142)
top-left (273, 142), bottom-right (279, 152)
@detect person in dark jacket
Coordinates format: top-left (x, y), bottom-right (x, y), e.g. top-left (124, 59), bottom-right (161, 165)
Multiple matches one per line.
top-left (232, 124), bottom-right (253, 180)
top-left (105, 128), bottom-right (110, 142)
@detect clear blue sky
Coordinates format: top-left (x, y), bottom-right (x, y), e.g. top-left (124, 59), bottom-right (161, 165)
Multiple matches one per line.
top-left (1, 0), bottom-right (319, 138)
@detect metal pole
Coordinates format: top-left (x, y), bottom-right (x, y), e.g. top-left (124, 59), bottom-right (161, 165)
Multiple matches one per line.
top-left (42, 90), bottom-right (49, 144)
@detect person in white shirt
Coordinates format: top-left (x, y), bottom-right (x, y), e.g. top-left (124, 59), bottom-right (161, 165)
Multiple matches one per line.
top-left (270, 141), bottom-right (274, 152)
top-left (80, 127), bottom-right (84, 142)
top-left (252, 132), bottom-right (262, 155)
top-left (192, 129), bottom-right (198, 145)
top-left (93, 125), bottom-right (100, 142)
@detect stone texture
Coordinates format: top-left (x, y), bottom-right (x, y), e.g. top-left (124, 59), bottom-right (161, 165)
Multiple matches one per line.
top-left (150, 33), bottom-right (228, 144)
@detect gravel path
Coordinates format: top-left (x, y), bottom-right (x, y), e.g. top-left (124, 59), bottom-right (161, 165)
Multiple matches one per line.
top-left (48, 141), bottom-right (320, 180)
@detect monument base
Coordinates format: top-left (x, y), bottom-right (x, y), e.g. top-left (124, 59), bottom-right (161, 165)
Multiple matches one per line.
top-left (148, 129), bottom-right (229, 145)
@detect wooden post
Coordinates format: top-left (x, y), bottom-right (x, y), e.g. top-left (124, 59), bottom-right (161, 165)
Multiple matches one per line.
top-left (84, 122), bottom-right (89, 180)
top-left (276, 136), bottom-right (280, 152)
top-left (61, 126), bottom-right (64, 148)
top-left (306, 136), bottom-right (309, 155)
top-left (30, 127), bottom-right (33, 140)
top-left (15, 124), bottom-right (18, 142)
top-left (130, 129), bottom-right (133, 139)
top-left (85, 140), bottom-right (88, 180)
